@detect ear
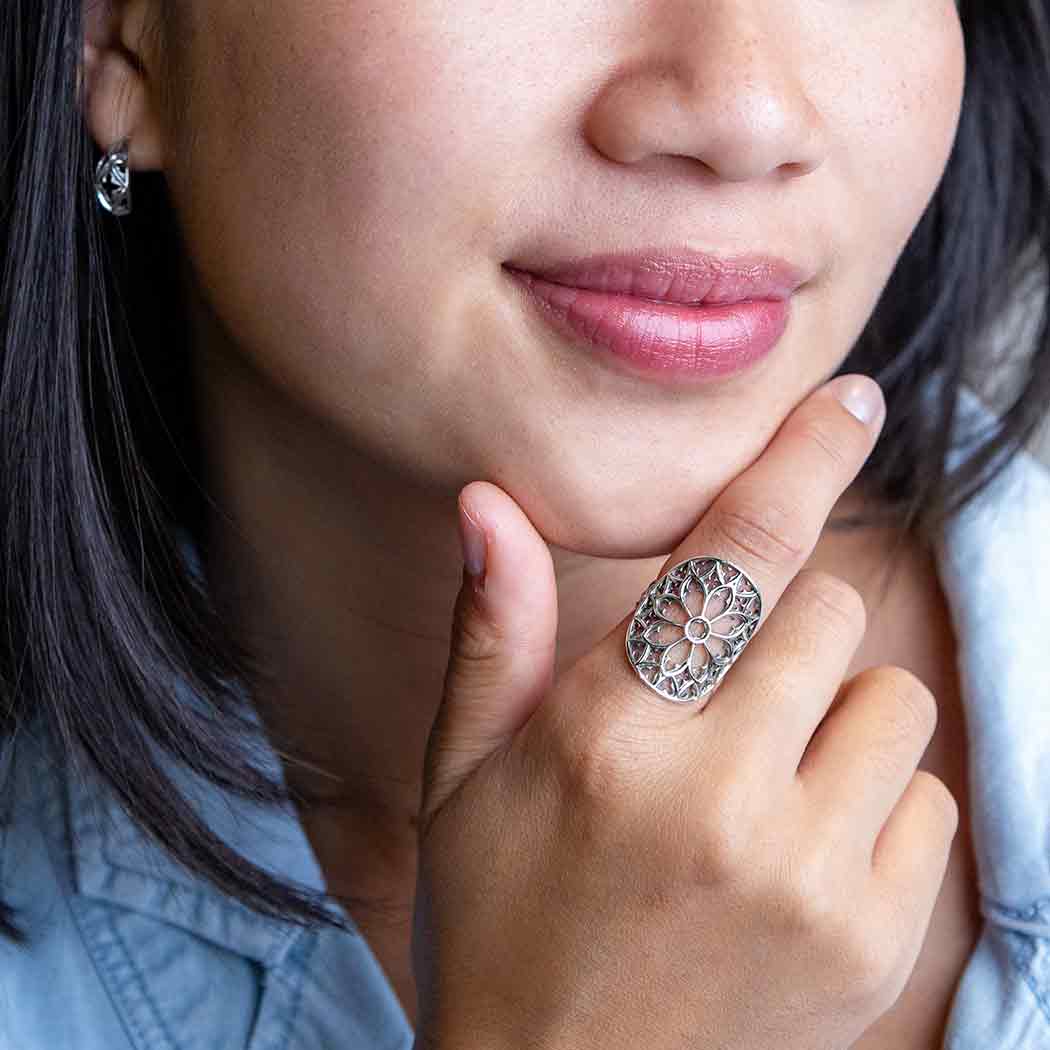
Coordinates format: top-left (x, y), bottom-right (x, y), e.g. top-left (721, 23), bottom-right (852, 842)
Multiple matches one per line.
top-left (81, 0), bottom-right (169, 170)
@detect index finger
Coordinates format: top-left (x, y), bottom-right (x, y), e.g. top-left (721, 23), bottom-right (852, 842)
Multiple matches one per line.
top-left (578, 373), bottom-right (886, 726)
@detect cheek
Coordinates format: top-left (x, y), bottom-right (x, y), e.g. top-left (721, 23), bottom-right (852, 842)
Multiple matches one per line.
top-left (165, 5), bottom-right (512, 406)
top-left (838, 5), bottom-right (966, 264)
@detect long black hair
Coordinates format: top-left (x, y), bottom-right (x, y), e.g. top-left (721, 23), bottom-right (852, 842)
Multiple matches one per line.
top-left (1, 1), bottom-right (1048, 945)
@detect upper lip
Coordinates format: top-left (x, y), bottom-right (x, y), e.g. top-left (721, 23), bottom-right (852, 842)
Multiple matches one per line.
top-left (503, 247), bottom-right (812, 305)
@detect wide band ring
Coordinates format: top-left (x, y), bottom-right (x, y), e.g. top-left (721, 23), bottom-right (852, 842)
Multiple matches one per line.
top-left (625, 556), bottom-right (763, 708)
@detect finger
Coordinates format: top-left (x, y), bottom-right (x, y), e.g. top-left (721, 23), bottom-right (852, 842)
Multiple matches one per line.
top-left (678, 566), bottom-right (870, 790)
top-left (677, 372), bottom-right (885, 638)
top-left (421, 481), bottom-right (558, 832)
top-left (872, 769), bottom-right (959, 884)
top-left (798, 667), bottom-right (941, 862)
top-left (569, 372), bottom-right (885, 739)
top-left (869, 770), bottom-right (959, 974)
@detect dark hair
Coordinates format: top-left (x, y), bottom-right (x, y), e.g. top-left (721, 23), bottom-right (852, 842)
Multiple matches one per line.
top-left (1, 0), bottom-right (1048, 946)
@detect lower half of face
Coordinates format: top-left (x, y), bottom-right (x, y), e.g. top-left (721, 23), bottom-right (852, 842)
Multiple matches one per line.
top-left (164, 0), bottom-right (965, 557)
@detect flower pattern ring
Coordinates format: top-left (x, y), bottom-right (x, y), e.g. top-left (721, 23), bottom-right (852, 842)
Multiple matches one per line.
top-left (625, 556), bottom-right (762, 707)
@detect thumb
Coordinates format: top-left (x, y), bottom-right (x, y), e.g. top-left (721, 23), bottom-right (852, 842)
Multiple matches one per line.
top-left (420, 480), bottom-right (558, 829)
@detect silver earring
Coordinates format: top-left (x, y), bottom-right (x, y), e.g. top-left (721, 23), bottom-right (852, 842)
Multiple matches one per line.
top-left (94, 138), bottom-right (132, 216)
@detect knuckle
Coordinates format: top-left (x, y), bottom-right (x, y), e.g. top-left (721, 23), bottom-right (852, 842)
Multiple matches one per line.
top-left (766, 849), bottom-right (837, 935)
top-left (711, 495), bottom-right (810, 572)
top-left (833, 918), bottom-right (900, 1009)
top-left (550, 707), bottom-right (633, 807)
top-left (690, 792), bottom-right (755, 884)
top-left (795, 570), bottom-right (867, 640)
top-left (914, 769), bottom-right (961, 829)
top-left (870, 666), bottom-right (939, 741)
top-left (448, 587), bottom-right (508, 666)
top-left (881, 663), bottom-right (940, 739)
top-left (795, 416), bottom-right (856, 472)
top-left (763, 852), bottom-right (897, 1008)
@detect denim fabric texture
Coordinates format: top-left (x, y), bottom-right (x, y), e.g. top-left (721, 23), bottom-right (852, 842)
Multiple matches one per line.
top-left (1, 381), bottom-right (1048, 1049)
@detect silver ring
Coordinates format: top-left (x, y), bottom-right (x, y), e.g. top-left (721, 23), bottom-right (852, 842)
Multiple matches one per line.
top-left (625, 556), bottom-right (762, 707)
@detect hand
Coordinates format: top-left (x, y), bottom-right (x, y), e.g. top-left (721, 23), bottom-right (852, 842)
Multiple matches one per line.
top-left (412, 374), bottom-right (958, 1050)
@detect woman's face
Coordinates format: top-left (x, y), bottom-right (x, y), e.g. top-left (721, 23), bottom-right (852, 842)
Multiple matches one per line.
top-left (158, 1), bottom-right (965, 557)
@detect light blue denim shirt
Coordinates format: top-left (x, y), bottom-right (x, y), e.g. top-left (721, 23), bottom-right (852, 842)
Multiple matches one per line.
top-left (1, 383), bottom-right (1049, 1049)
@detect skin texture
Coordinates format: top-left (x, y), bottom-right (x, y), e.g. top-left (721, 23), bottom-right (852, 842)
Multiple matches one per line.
top-left (80, 0), bottom-right (968, 1029)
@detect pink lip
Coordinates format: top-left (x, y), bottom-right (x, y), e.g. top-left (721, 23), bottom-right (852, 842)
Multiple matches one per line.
top-left (505, 248), bottom-right (809, 304)
top-left (503, 248), bottom-right (810, 381)
top-left (503, 245), bottom-right (806, 382)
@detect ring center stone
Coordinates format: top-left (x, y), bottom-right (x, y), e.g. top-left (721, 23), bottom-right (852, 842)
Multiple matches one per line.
top-left (685, 617), bottom-right (710, 644)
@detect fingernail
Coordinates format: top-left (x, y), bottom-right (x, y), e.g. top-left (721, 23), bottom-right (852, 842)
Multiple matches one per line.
top-left (830, 374), bottom-right (885, 427)
top-left (457, 499), bottom-right (488, 586)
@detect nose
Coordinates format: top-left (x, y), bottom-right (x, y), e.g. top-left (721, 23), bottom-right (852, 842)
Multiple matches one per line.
top-left (584, 5), bottom-right (827, 183)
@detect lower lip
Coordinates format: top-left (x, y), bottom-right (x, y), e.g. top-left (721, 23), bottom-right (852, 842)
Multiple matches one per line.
top-left (504, 267), bottom-right (792, 381)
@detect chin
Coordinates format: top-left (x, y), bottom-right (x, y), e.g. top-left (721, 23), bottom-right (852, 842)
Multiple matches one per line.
top-left (512, 476), bottom-right (727, 561)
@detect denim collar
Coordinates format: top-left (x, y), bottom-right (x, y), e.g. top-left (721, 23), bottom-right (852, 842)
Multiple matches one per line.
top-left (62, 670), bottom-right (341, 966)
top-left (934, 384), bottom-right (1050, 931)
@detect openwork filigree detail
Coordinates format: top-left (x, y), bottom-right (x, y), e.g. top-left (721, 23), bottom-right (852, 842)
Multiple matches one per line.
top-left (625, 556), bottom-right (762, 707)
top-left (94, 139), bottom-right (132, 217)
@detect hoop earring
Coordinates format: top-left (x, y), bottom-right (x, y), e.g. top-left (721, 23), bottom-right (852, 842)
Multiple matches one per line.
top-left (94, 138), bottom-right (132, 216)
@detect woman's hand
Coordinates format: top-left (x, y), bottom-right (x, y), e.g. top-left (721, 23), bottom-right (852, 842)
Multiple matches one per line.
top-left (412, 375), bottom-right (958, 1050)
